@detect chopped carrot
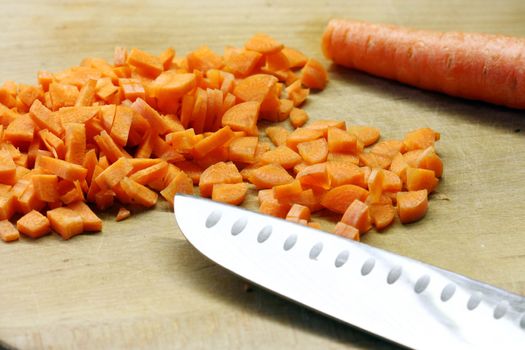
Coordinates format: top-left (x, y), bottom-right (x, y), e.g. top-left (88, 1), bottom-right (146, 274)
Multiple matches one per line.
top-left (259, 145), bottom-right (302, 169)
top-left (17, 210), bottom-right (51, 238)
top-left (129, 161), bottom-right (169, 185)
top-left (64, 123), bottom-right (86, 165)
top-left (286, 127), bottom-right (323, 151)
top-left (47, 207), bottom-right (84, 239)
top-left (229, 136), bottom-right (258, 164)
top-left (285, 80), bottom-right (309, 106)
top-left (367, 168), bottom-right (384, 204)
top-left (347, 125), bottom-right (380, 146)
top-left (327, 152), bottom-right (359, 164)
top-left (159, 47), bottom-right (176, 70)
top-left (406, 167), bottom-right (438, 193)
top-left (281, 47), bottom-right (308, 69)
top-left (224, 48), bottom-right (262, 77)
top-left (29, 99), bottom-right (64, 136)
top-left (221, 101), bottom-right (260, 136)
top-left (333, 222), bottom-right (360, 241)
top-left (289, 108), bottom-right (308, 128)
top-left (273, 179), bottom-right (302, 201)
top-left (247, 163), bottom-right (293, 189)
top-left (0, 192), bottom-right (15, 220)
top-left (120, 177), bottom-right (158, 207)
top-left (193, 126), bottom-right (234, 159)
top-left (212, 182), bottom-right (247, 206)
top-left (174, 161), bottom-right (203, 185)
top-left (116, 207), bottom-right (131, 222)
top-left (326, 161), bottom-right (365, 188)
top-left (0, 149), bottom-right (16, 185)
top-left (296, 163), bottom-right (330, 190)
top-left (301, 58), bottom-right (328, 90)
top-left (286, 203), bottom-right (311, 221)
top-left (37, 156), bottom-right (87, 182)
top-left (199, 161), bottom-right (242, 197)
top-left (297, 138), bottom-right (328, 164)
top-left (160, 170), bottom-right (194, 205)
top-left (187, 46), bottom-right (223, 72)
top-left (0, 219), bottom-right (19, 242)
top-left (95, 157), bottom-right (133, 190)
top-left (4, 114), bottom-right (35, 143)
top-left (416, 147), bottom-right (443, 178)
top-left (127, 48), bottom-right (163, 78)
top-left (245, 34), bottom-right (283, 54)
top-left (321, 184), bottom-right (369, 214)
top-left (234, 74), bottom-right (278, 103)
top-left (396, 190), bottom-right (429, 224)
top-left (327, 127), bottom-right (358, 154)
top-left (369, 203), bottom-right (396, 230)
top-left (341, 199), bottom-right (371, 234)
top-left (32, 174), bottom-right (60, 202)
top-left (67, 201), bottom-right (103, 231)
top-left (265, 126), bottom-right (290, 147)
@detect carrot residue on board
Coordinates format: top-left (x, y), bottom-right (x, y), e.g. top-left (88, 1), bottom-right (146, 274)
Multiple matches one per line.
top-left (0, 32), bottom-right (442, 243)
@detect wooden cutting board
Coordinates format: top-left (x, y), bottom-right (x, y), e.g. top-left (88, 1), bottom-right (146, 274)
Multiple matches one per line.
top-left (1, 1), bottom-right (525, 349)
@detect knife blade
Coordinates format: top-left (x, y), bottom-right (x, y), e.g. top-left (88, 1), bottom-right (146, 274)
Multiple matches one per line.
top-left (173, 194), bottom-right (525, 349)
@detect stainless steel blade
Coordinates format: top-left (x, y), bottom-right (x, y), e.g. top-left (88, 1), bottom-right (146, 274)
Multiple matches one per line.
top-left (174, 194), bottom-right (525, 349)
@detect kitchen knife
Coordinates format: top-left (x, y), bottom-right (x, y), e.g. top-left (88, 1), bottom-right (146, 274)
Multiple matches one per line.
top-left (173, 194), bottom-right (525, 349)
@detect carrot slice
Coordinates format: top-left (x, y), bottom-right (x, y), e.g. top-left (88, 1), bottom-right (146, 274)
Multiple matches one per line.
top-left (403, 128), bottom-right (440, 151)
top-left (0, 149), bottom-right (16, 185)
top-left (64, 123), bottom-right (86, 165)
top-left (199, 161), bottom-right (242, 197)
top-left (221, 101), bottom-right (260, 136)
top-left (127, 48), bottom-right (163, 78)
top-left (233, 74), bottom-right (278, 103)
top-left (17, 210), bottom-right (51, 238)
top-left (321, 184), bottom-right (369, 214)
top-left (47, 207), bottom-right (84, 240)
top-left (406, 167), bottom-right (438, 193)
top-left (247, 163), bottom-right (293, 189)
top-left (341, 199), bottom-right (371, 234)
top-left (281, 47), bottom-right (308, 69)
top-left (416, 147), bottom-right (443, 178)
top-left (67, 201), bottom-right (102, 231)
top-left (289, 108), bottom-right (308, 128)
top-left (174, 161), bottom-right (203, 185)
top-left (120, 177), bottom-right (158, 207)
top-left (4, 114), bottom-right (35, 143)
top-left (110, 105), bottom-right (133, 146)
top-left (369, 203), bottom-right (396, 230)
top-left (259, 145), bottom-right (302, 169)
top-left (224, 48), bottom-right (263, 77)
top-left (187, 46), bottom-right (223, 71)
top-left (212, 182), bottom-right (247, 206)
top-left (37, 156), bottom-right (87, 182)
top-left (273, 179), bottom-right (302, 201)
top-left (297, 138), bottom-right (328, 164)
top-left (396, 190), bottom-right (429, 224)
top-left (193, 126), bottom-right (234, 159)
top-left (285, 80), bottom-right (309, 106)
top-left (159, 47), bottom-right (176, 70)
top-left (245, 34), bottom-right (284, 54)
top-left (0, 219), bottom-right (19, 242)
top-left (32, 174), bottom-right (59, 202)
top-left (95, 157), bottom-right (133, 190)
top-left (160, 171), bottom-right (194, 205)
top-left (296, 163), bottom-right (330, 190)
top-left (75, 79), bottom-right (97, 106)
top-left (333, 222), bottom-right (360, 241)
top-left (0, 192), bottom-right (15, 221)
top-left (367, 168), bottom-right (384, 204)
top-left (286, 203), bottom-right (311, 221)
top-left (115, 207), bottom-right (131, 222)
top-left (259, 199), bottom-right (291, 218)
top-left (29, 99), bottom-right (64, 136)
top-left (347, 125), bottom-right (380, 146)
top-left (229, 136), bottom-right (258, 164)
top-left (326, 161), bottom-right (365, 188)
top-left (265, 126), bottom-right (290, 147)
top-left (301, 58), bottom-right (328, 89)
top-left (286, 128), bottom-right (323, 151)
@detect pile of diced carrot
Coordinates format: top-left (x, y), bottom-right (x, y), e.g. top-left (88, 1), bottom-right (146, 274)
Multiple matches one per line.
top-left (0, 33), bottom-right (442, 243)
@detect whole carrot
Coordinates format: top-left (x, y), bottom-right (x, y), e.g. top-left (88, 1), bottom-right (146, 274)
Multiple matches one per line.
top-left (322, 19), bottom-right (525, 109)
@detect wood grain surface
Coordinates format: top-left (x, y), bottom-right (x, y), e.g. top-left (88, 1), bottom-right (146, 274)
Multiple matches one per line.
top-left (1, 1), bottom-right (525, 349)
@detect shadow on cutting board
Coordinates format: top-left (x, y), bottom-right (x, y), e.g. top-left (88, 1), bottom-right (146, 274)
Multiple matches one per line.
top-left (328, 65), bottom-right (525, 133)
top-left (171, 240), bottom-right (403, 350)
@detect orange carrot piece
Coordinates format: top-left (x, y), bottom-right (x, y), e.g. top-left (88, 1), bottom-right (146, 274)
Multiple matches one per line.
top-left (32, 174), bottom-right (59, 202)
top-left (406, 167), bottom-right (438, 193)
top-left (403, 128), bottom-right (440, 151)
top-left (4, 114), bottom-right (35, 143)
top-left (369, 203), bottom-right (396, 230)
top-left (60, 180), bottom-right (85, 205)
top-left (191, 88), bottom-right (208, 134)
top-left (347, 125), bottom-right (380, 146)
top-left (333, 222), bottom-right (360, 241)
top-left (211, 182), bottom-right (247, 206)
top-left (326, 161), bottom-right (365, 188)
top-left (285, 80), bottom-right (309, 106)
top-left (245, 34), bottom-right (284, 54)
top-left (265, 126), bottom-right (290, 147)
top-left (284, 188), bottom-right (324, 212)
top-left (187, 46), bottom-right (223, 71)
top-left (58, 106), bottom-right (99, 125)
top-left (247, 163), bottom-right (293, 189)
top-left (0, 149), bottom-right (16, 185)
top-left (67, 201), bottom-right (102, 231)
top-left (160, 171), bottom-right (194, 205)
top-left (286, 203), bottom-right (311, 221)
top-left (259, 199), bottom-right (291, 218)
top-left (47, 207), bottom-right (84, 239)
top-left (273, 179), bottom-right (302, 201)
top-left (110, 105), bottom-right (133, 146)
top-left (39, 129), bottom-right (65, 159)
top-left (289, 108), bottom-right (308, 128)
top-left (94, 130), bottom-right (130, 163)
top-left (233, 74), bottom-right (278, 103)
top-left (341, 199), bottom-right (371, 234)
top-left (275, 99), bottom-right (294, 122)
top-left (281, 47), bottom-right (308, 69)
top-left (127, 48), bottom-right (163, 78)
top-left (119, 78), bottom-right (146, 102)
top-left (75, 79), bottom-right (97, 106)
top-left (152, 71), bottom-right (196, 107)
top-left (297, 138), bottom-right (328, 164)
top-left (129, 161), bottom-right (168, 185)
top-left (120, 177), bottom-right (158, 207)
top-left (301, 58), bottom-right (328, 90)
top-left (116, 207), bottom-right (131, 222)
top-left (64, 123), bottom-right (86, 165)
top-left (29, 100), bottom-right (63, 136)
top-left (224, 48), bottom-right (263, 77)
top-left (305, 119), bottom-right (347, 135)
top-left (193, 126), bottom-right (234, 159)
top-left (95, 157), bottom-right (133, 190)
top-left (49, 83), bottom-right (79, 110)
top-left (0, 192), bottom-right (15, 220)
top-left (286, 128), bottom-right (323, 151)
top-left (199, 161), bottom-right (242, 197)
top-left (321, 184), bottom-right (369, 214)
top-left (159, 47), bottom-right (176, 70)
top-left (416, 147), bottom-right (443, 178)
top-left (113, 46), bottom-right (128, 66)
top-left (367, 168), bottom-right (385, 204)
top-left (221, 101), bottom-right (260, 136)
top-left (296, 163), bottom-right (330, 190)
top-left (259, 145), bottom-right (302, 169)
top-left (382, 169), bottom-right (403, 192)
top-left (17, 210), bottom-right (51, 238)
top-left (131, 98), bottom-right (172, 135)
top-left (229, 136), bottom-right (258, 164)
top-left (94, 189), bottom-right (115, 211)
top-left (396, 190), bottom-right (429, 224)
top-left (327, 127), bottom-right (358, 154)
top-left (37, 156), bottom-right (87, 182)
top-left (0, 219), bottom-right (19, 242)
